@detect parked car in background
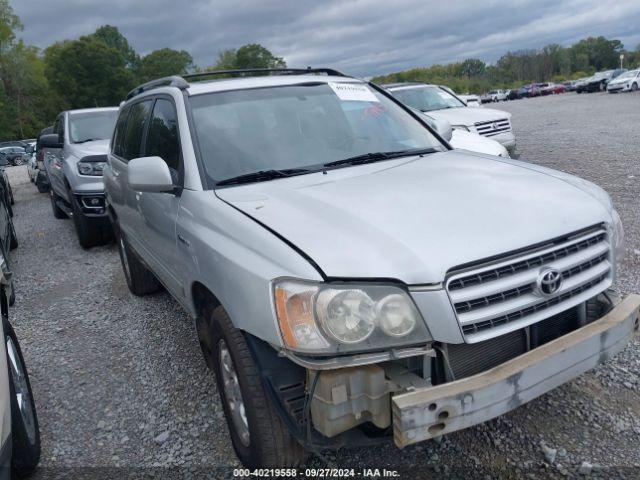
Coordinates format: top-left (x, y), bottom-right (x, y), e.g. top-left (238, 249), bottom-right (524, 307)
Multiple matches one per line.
top-left (482, 89), bottom-right (508, 102)
top-left (34, 127), bottom-right (53, 193)
top-left (39, 108), bottom-right (118, 248)
top-left (421, 114), bottom-right (509, 157)
top-left (385, 83), bottom-right (516, 152)
top-left (0, 147), bottom-right (25, 167)
top-left (106, 69), bottom-right (637, 469)
top-left (508, 88), bottom-right (524, 100)
top-left (563, 80), bottom-right (579, 91)
top-left (577, 69), bottom-right (626, 93)
top-left (521, 84), bottom-right (541, 97)
top-left (27, 149), bottom-right (38, 183)
top-left (457, 94), bottom-right (481, 107)
top-left (539, 82), bottom-right (565, 95)
top-left (0, 157), bottom-right (14, 214)
top-left (606, 69), bottom-right (640, 93)
top-left (0, 252), bottom-right (40, 477)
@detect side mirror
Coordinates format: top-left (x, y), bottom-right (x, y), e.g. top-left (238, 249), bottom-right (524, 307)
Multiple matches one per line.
top-left (128, 156), bottom-right (174, 193)
top-left (39, 133), bottom-right (63, 149)
top-left (421, 114), bottom-right (453, 142)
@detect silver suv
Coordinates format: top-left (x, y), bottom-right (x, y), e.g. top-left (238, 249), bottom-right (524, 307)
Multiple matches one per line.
top-left (105, 69), bottom-right (639, 468)
top-left (39, 108), bottom-right (118, 248)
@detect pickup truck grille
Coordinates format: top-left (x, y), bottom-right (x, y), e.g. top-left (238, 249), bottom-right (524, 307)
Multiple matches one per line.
top-left (474, 118), bottom-right (511, 137)
top-left (446, 227), bottom-right (611, 341)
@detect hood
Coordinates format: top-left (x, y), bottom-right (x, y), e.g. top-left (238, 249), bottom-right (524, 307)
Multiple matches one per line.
top-left (608, 76), bottom-right (631, 85)
top-left (427, 106), bottom-right (511, 128)
top-left (450, 130), bottom-right (507, 157)
top-left (67, 139), bottom-right (110, 160)
top-left (217, 151), bottom-right (612, 284)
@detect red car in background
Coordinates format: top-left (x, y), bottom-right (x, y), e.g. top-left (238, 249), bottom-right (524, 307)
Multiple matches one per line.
top-left (539, 82), bottom-right (566, 95)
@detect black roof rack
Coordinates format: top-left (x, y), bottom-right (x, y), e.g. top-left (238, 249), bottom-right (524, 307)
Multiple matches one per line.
top-left (183, 67), bottom-right (346, 82)
top-left (126, 76), bottom-right (189, 100)
top-left (125, 68), bottom-right (348, 100)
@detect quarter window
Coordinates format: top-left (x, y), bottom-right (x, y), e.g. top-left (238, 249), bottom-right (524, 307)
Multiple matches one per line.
top-left (146, 99), bottom-right (181, 172)
top-left (122, 100), bottom-right (152, 161)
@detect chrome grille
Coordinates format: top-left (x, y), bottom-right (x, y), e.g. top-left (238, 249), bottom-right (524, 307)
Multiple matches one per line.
top-left (446, 227), bottom-right (611, 341)
top-left (474, 118), bottom-right (511, 137)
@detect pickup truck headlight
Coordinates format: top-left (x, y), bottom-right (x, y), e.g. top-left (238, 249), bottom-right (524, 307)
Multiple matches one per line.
top-left (273, 279), bottom-right (431, 354)
top-left (77, 161), bottom-right (106, 176)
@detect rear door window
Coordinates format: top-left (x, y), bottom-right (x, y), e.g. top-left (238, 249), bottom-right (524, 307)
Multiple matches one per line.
top-left (112, 106), bottom-right (130, 159)
top-left (122, 100), bottom-right (152, 161)
top-left (146, 98), bottom-right (181, 175)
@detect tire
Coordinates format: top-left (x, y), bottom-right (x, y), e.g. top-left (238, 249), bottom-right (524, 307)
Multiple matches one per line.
top-left (116, 227), bottom-right (161, 296)
top-left (4, 322), bottom-right (40, 477)
top-left (71, 199), bottom-right (112, 249)
top-left (207, 305), bottom-right (306, 468)
top-left (49, 191), bottom-right (66, 219)
top-left (9, 219), bottom-right (17, 250)
top-left (36, 179), bottom-right (48, 194)
top-left (11, 157), bottom-right (23, 167)
top-left (632, 83), bottom-right (638, 92)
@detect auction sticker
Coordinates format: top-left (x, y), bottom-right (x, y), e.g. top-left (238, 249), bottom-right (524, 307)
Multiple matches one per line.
top-left (329, 82), bottom-right (379, 102)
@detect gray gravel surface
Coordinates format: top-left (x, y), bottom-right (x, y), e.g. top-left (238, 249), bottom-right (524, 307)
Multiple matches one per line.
top-left (5, 91), bottom-right (640, 479)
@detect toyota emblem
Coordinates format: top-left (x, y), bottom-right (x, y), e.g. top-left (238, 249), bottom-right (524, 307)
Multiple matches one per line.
top-left (536, 268), bottom-right (562, 296)
top-left (492, 122), bottom-right (499, 130)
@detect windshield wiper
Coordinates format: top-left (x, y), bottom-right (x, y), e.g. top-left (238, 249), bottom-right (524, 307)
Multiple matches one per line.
top-left (216, 168), bottom-right (313, 186)
top-left (323, 148), bottom-right (439, 169)
top-left (74, 138), bottom-right (98, 144)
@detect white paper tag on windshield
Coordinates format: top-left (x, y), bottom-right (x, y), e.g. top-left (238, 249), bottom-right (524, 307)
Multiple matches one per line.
top-left (328, 82), bottom-right (379, 102)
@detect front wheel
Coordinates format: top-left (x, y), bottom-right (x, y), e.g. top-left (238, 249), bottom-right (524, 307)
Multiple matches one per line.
top-left (5, 322), bottom-right (40, 477)
top-left (632, 83), bottom-right (638, 92)
top-left (9, 219), bottom-right (18, 250)
top-left (11, 157), bottom-right (23, 167)
top-left (116, 227), bottom-right (161, 296)
top-left (208, 305), bottom-right (306, 468)
top-left (71, 199), bottom-right (113, 249)
top-left (49, 191), bottom-right (66, 219)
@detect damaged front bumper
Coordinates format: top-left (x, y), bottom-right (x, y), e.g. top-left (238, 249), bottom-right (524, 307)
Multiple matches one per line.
top-left (392, 293), bottom-right (640, 448)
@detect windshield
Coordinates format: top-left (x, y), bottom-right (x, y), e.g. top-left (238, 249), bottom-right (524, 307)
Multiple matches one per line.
top-left (617, 70), bottom-right (638, 79)
top-left (389, 86), bottom-right (466, 112)
top-left (69, 111), bottom-right (118, 143)
top-left (190, 82), bottom-right (443, 184)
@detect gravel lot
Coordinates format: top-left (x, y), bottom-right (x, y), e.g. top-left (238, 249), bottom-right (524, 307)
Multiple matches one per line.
top-left (6, 91), bottom-right (640, 479)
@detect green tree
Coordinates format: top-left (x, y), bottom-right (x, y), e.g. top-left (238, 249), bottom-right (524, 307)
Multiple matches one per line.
top-left (93, 25), bottom-right (138, 68)
top-left (136, 48), bottom-right (193, 82)
top-left (213, 48), bottom-right (238, 70)
top-left (234, 43), bottom-right (286, 69)
top-left (458, 58), bottom-right (486, 78)
top-left (45, 34), bottom-right (134, 109)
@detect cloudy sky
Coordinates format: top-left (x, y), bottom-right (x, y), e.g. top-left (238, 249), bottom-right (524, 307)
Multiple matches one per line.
top-left (12, 0), bottom-right (640, 77)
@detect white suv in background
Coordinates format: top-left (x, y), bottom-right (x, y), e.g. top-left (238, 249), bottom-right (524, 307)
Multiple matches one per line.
top-left (384, 83), bottom-right (516, 153)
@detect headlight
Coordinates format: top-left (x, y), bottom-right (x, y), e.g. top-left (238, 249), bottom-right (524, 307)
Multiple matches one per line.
top-left (273, 280), bottom-right (431, 354)
top-left (77, 161), bottom-right (105, 176)
top-left (451, 125), bottom-right (469, 132)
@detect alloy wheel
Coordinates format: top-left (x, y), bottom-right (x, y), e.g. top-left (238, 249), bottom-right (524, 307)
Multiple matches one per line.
top-left (218, 339), bottom-right (250, 447)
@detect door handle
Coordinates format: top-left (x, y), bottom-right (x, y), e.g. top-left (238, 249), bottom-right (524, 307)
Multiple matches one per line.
top-left (177, 234), bottom-right (190, 247)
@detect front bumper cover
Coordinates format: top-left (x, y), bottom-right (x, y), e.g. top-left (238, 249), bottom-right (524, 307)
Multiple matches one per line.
top-left (392, 294), bottom-right (640, 448)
